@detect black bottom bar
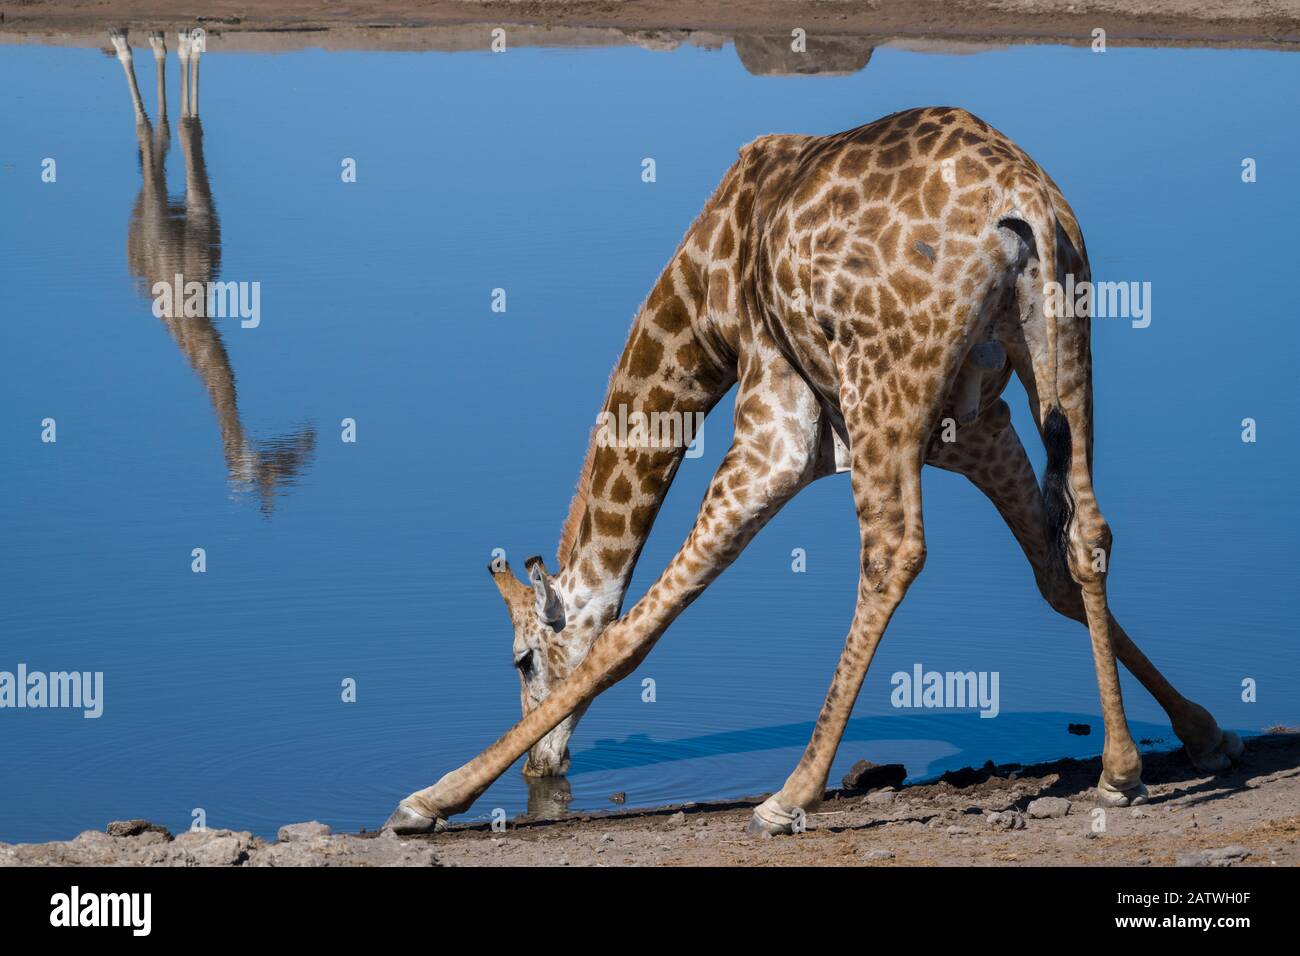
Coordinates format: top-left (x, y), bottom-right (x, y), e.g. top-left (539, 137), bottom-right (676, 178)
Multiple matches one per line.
top-left (0, 863), bottom-right (1283, 940)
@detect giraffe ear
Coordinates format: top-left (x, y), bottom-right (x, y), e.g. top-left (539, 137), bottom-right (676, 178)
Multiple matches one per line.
top-left (525, 555), bottom-right (566, 633)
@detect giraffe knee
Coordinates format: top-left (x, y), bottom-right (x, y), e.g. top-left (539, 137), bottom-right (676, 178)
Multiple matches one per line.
top-left (861, 538), bottom-right (926, 595)
top-left (1067, 512), bottom-right (1112, 589)
top-left (765, 464), bottom-right (810, 502)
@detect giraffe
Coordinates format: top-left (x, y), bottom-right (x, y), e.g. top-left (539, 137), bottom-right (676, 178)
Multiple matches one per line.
top-left (385, 107), bottom-right (1242, 835)
top-left (110, 28), bottom-right (315, 512)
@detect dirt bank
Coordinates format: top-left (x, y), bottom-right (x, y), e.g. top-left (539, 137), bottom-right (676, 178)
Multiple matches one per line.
top-left (4, 732), bottom-right (1296, 866)
top-left (2, 0), bottom-right (1298, 57)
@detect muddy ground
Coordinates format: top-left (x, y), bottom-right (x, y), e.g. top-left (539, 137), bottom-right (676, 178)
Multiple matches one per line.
top-left (4, 731), bottom-right (1296, 866)
top-left (2, 0), bottom-right (1299, 57)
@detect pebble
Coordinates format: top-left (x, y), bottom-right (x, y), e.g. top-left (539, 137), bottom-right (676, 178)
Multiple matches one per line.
top-left (1175, 845), bottom-right (1251, 867)
top-left (277, 821), bottom-right (332, 843)
top-left (1027, 796), bottom-right (1072, 819)
top-left (106, 820), bottom-right (173, 840)
top-left (986, 810), bottom-right (1026, 830)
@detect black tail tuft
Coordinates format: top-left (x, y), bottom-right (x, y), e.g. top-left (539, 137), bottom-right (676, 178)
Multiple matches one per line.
top-left (1041, 405), bottom-right (1074, 582)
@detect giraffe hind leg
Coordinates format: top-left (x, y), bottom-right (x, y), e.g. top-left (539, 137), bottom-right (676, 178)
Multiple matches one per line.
top-left (748, 386), bottom-right (932, 835)
top-left (926, 400), bottom-right (1242, 781)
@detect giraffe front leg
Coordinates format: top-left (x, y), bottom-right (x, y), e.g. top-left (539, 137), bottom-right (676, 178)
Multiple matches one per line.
top-left (750, 450), bottom-right (926, 835)
top-left (385, 371), bottom-right (831, 832)
top-left (387, 600), bottom-right (689, 832)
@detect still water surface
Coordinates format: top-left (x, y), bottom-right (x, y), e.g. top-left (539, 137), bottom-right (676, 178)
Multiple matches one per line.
top-left (1, 37), bottom-right (1296, 842)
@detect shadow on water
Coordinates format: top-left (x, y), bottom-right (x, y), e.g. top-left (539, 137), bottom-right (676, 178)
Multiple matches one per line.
top-left (566, 711), bottom-right (1201, 780)
top-left (111, 27), bottom-right (315, 514)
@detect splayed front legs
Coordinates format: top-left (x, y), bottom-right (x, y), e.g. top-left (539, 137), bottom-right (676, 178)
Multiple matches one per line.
top-left (386, 351), bottom-right (832, 832)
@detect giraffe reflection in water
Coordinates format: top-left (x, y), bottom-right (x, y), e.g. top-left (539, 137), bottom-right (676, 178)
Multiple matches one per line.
top-left (110, 28), bottom-right (315, 514)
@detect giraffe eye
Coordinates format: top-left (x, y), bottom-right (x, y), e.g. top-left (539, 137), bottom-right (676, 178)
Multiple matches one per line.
top-left (514, 649), bottom-right (535, 676)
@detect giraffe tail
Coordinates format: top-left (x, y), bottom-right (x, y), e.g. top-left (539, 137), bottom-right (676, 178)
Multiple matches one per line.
top-left (1040, 403), bottom-right (1075, 589)
top-left (999, 196), bottom-right (1078, 586)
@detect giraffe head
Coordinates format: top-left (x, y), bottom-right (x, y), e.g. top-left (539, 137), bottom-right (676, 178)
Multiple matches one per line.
top-left (489, 555), bottom-right (585, 777)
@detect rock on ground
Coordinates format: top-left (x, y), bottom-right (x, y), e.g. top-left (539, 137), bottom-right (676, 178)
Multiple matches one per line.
top-left (1027, 796), bottom-right (1072, 819)
top-left (0, 825), bottom-right (439, 867)
top-left (987, 810), bottom-right (1026, 830)
top-left (842, 760), bottom-right (907, 791)
top-left (1175, 845), bottom-right (1252, 867)
top-left (106, 819), bottom-right (173, 839)
top-left (278, 821), bottom-right (332, 842)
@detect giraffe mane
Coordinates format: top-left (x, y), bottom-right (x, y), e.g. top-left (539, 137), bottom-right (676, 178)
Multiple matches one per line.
top-left (556, 420), bottom-right (600, 568)
top-left (555, 147), bottom-right (768, 570)
top-left (555, 318), bottom-right (633, 569)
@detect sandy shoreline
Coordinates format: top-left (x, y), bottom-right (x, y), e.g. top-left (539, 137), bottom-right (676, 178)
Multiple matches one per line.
top-left (2, 0), bottom-right (1299, 57)
top-left (4, 732), bottom-right (1296, 866)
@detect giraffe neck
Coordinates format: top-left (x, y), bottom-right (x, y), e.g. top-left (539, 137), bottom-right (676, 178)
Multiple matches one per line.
top-left (553, 251), bottom-right (735, 634)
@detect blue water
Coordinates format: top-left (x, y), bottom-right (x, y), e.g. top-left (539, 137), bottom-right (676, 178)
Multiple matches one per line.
top-left (1, 39), bottom-right (1296, 843)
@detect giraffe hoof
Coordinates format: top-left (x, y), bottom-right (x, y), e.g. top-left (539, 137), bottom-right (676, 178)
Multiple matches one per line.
top-left (745, 796), bottom-right (801, 836)
top-left (1096, 780), bottom-right (1148, 807)
top-left (382, 803), bottom-right (447, 835)
top-left (1186, 730), bottom-right (1245, 774)
top-left (745, 813), bottom-right (792, 837)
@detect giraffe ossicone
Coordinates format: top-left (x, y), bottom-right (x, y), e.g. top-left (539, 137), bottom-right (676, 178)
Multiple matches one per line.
top-left (384, 107), bottom-right (1238, 836)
